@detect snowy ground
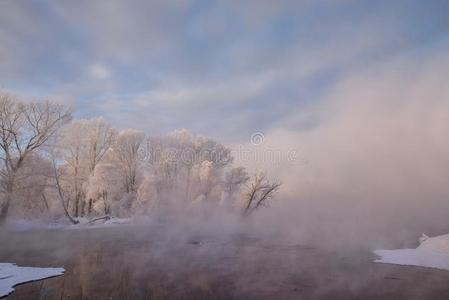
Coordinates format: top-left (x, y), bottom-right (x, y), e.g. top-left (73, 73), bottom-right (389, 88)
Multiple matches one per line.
top-left (3, 217), bottom-right (134, 232)
top-left (374, 233), bottom-right (449, 271)
top-left (0, 263), bottom-right (64, 298)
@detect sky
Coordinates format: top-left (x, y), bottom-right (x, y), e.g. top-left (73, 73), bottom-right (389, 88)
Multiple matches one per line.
top-left (1, 0), bottom-right (449, 143)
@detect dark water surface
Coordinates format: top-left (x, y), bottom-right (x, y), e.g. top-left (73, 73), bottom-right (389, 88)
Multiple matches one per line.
top-left (1, 225), bottom-right (449, 299)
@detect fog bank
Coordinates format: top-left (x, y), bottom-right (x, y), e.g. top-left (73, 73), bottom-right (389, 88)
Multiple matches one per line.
top-left (238, 45), bottom-right (449, 248)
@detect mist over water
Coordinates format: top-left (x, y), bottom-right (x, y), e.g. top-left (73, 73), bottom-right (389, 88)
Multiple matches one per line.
top-left (238, 47), bottom-right (449, 250)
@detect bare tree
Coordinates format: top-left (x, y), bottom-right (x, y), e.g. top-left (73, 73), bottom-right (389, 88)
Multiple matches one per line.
top-left (0, 93), bottom-right (71, 223)
top-left (11, 153), bottom-right (53, 217)
top-left (242, 172), bottom-right (281, 216)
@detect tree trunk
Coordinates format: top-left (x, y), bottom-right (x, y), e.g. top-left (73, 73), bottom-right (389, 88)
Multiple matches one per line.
top-left (41, 193), bottom-right (50, 212)
top-left (103, 191), bottom-right (109, 215)
top-left (52, 159), bottom-right (78, 224)
top-left (0, 180), bottom-right (14, 224)
top-left (74, 193), bottom-right (80, 217)
top-left (88, 198), bottom-right (93, 215)
top-left (0, 196), bottom-right (11, 224)
top-left (80, 200), bottom-right (86, 217)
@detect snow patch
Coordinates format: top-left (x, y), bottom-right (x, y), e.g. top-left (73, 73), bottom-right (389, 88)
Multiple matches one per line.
top-left (0, 263), bottom-right (64, 298)
top-left (374, 233), bottom-right (449, 271)
top-left (4, 217), bottom-right (135, 232)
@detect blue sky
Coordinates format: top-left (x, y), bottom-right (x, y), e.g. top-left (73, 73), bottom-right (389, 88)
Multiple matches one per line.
top-left (1, 0), bottom-right (449, 142)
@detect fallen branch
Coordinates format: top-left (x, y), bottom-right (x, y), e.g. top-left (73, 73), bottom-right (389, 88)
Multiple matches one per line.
top-left (86, 215), bottom-right (111, 224)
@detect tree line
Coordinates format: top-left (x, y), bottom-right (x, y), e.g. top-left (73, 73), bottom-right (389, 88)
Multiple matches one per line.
top-left (0, 93), bottom-right (281, 224)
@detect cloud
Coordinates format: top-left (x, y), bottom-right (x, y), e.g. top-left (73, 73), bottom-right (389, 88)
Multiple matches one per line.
top-left (1, 0), bottom-right (449, 145)
top-left (0, 1), bottom-right (52, 81)
top-left (88, 64), bottom-right (111, 80)
top-left (50, 0), bottom-right (193, 63)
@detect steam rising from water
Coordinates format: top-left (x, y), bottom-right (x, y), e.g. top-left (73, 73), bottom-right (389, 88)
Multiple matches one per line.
top-left (235, 46), bottom-right (449, 249)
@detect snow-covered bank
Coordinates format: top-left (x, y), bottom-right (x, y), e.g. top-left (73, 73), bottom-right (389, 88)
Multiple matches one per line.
top-left (374, 233), bottom-right (449, 271)
top-left (0, 263), bottom-right (64, 298)
top-left (3, 217), bottom-right (134, 232)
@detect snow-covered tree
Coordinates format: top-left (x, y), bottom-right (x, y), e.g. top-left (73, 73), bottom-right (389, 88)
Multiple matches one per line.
top-left (85, 162), bottom-right (122, 216)
top-left (0, 95), bottom-right (281, 222)
top-left (135, 130), bottom-right (238, 214)
top-left (85, 117), bottom-right (116, 173)
top-left (57, 117), bottom-right (116, 217)
top-left (111, 129), bottom-right (145, 194)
